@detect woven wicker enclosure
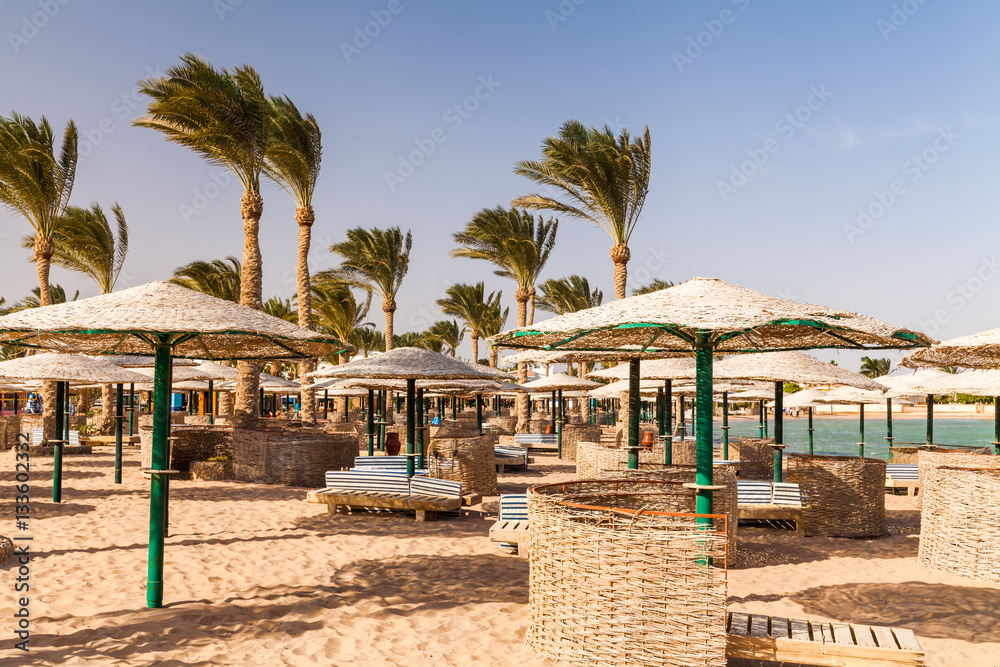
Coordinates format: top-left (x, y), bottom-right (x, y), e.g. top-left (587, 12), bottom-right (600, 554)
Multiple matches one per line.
top-left (728, 437), bottom-right (775, 480)
top-left (428, 435), bottom-right (497, 495)
top-left (918, 466), bottom-right (1000, 582)
top-left (889, 444), bottom-right (987, 464)
top-left (232, 428), bottom-right (356, 486)
top-left (916, 448), bottom-right (993, 509)
top-left (140, 425), bottom-right (234, 477)
top-left (787, 454), bottom-right (886, 537)
top-left (0, 415), bottom-right (20, 450)
top-left (559, 424), bottom-right (603, 461)
top-left (527, 480), bottom-right (727, 667)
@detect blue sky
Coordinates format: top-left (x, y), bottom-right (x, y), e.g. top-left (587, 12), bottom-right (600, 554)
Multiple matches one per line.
top-left (2, 0), bottom-right (998, 367)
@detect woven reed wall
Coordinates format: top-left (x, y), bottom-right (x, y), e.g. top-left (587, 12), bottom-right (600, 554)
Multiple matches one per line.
top-left (577, 441), bottom-right (677, 478)
top-left (140, 425), bottom-right (234, 476)
top-left (890, 445), bottom-right (989, 464)
top-left (527, 480), bottom-right (727, 667)
top-left (917, 448), bottom-right (994, 510)
top-left (0, 415), bottom-right (21, 450)
top-left (918, 465), bottom-right (1000, 582)
top-left (429, 422), bottom-right (481, 439)
top-left (428, 435), bottom-right (497, 495)
top-left (139, 413), bottom-right (185, 428)
top-left (560, 424), bottom-right (603, 462)
top-left (488, 416), bottom-right (516, 434)
top-left (728, 437), bottom-right (774, 480)
top-left (232, 428), bottom-right (356, 486)
top-left (19, 414), bottom-right (84, 441)
top-left (787, 454), bottom-right (886, 537)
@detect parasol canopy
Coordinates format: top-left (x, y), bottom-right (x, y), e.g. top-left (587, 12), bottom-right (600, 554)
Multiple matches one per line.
top-left (308, 347), bottom-right (514, 381)
top-left (0, 352), bottom-right (152, 384)
top-left (520, 372), bottom-right (601, 392)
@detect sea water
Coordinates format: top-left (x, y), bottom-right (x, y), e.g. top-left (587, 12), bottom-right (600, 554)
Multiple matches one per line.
top-left (707, 416), bottom-right (997, 460)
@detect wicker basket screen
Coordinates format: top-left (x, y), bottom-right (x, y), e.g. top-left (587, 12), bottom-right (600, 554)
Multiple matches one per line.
top-left (728, 437), bottom-right (774, 481)
top-left (428, 435), bottom-right (497, 495)
top-left (916, 448), bottom-right (991, 509)
top-left (786, 454), bottom-right (886, 537)
top-left (918, 466), bottom-right (1000, 582)
top-left (526, 480), bottom-right (728, 667)
top-left (890, 444), bottom-right (989, 464)
top-left (576, 441), bottom-right (673, 478)
top-left (559, 424), bottom-right (603, 462)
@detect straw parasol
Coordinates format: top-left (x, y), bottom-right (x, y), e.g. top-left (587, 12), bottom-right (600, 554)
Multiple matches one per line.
top-left (306, 347), bottom-right (513, 474)
top-left (491, 277), bottom-right (933, 522)
top-left (0, 281), bottom-right (349, 609)
top-left (98, 354), bottom-right (198, 367)
top-left (520, 373), bottom-right (602, 457)
top-left (876, 368), bottom-right (961, 446)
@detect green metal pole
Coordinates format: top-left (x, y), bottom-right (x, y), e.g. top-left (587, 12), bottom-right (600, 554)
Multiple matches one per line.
top-left (859, 403), bottom-right (866, 458)
top-left (476, 392), bottom-right (483, 435)
top-left (994, 397), bottom-right (1000, 455)
top-left (678, 394), bottom-right (686, 438)
top-left (323, 389), bottom-right (329, 421)
top-left (417, 387), bottom-right (425, 469)
top-left (64, 384), bottom-right (70, 442)
top-left (758, 400), bottom-right (764, 438)
top-left (773, 381), bottom-right (783, 483)
top-left (722, 391), bottom-right (729, 460)
top-left (627, 358), bottom-right (640, 469)
top-left (367, 389), bottom-right (375, 456)
top-left (926, 394), bottom-right (934, 446)
top-left (657, 388), bottom-right (665, 436)
top-left (763, 402), bottom-right (768, 438)
top-left (207, 380), bottom-right (214, 425)
top-left (556, 388), bottom-right (563, 459)
top-left (451, 396), bottom-right (457, 420)
top-left (664, 379), bottom-right (673, 465)
top-left (695, 346), bottom-right (714, 526)
top-left (885, 397), bottom-right (893, 456)
top-left (147, 340), bottom-right (172, 608)
top-left (115, 383), bottom-right (124, 484)
top-left (807, 407), bottom-right (814, 454)
top-left (405, 379), bottom-right (416, 478)
top-left (52, 381), bottom-right (65, 503)
top-left (129, 383), bottom-right (135, 435)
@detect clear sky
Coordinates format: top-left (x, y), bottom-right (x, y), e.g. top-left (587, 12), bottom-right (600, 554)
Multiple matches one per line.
top-left (2, 0), bottom-right (998, 368)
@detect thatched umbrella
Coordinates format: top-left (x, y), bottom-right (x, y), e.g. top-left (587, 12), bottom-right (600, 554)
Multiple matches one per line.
top-left (0, 281), bottom-right (349, 609)
top-left (876, 369), bottom-right (958, 447)
top-left (0, 353), bottom-right (149, 493)
top-left (521, 373), bottom-right (601, 457)
top-left (491, 276), bottom-right (932, 524)
top-left (101, 355), bottom-right (201, 433)
top-left (308, 347), bottom-right (513, 475)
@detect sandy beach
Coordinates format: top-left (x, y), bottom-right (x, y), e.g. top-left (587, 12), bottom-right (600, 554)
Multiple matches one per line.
top-left (3, 445), bottom-right (999, 666)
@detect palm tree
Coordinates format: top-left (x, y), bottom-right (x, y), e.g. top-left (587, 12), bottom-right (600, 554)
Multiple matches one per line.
top-left (352, 326), bottom-right (384, 358)
top-left (135, 52), bottom-right (269, 428)
top-left (264, 95), bottom-right (322, 422)
top-left (170, 257), bottom-right (242, 302)
top-left (0, 113), bottom-right (78, 441)
top-left (428, 319), bottom-right (465, 357)
top-left (859, 356), bottom-right (892, 378)
top-left (263, 296), bottom-right (297, 322)
top-left (393, 331), bottom-right (426, 349)
top-left (631, 278), bottom-right (674, 296)
top-left (536, 275), bottom-right (603, 315)
top-left (940, 366), bottom-right (961, 375)
top-left (24, 202), bottom-right (129, 434)
top-left (437, 282), bottom-right (504, 365)
top-left (311, 279), bottom-right (372, 362)
top-left (478, 297), bottom-right (510, 368)
top-left (512, 120), bottom-right (652, 300)
top-left (323, 226), bottom-right (411, 351)
top-left (17, 285), bottom-right (79, 308)
top-left (452, 206), bottom-right (556, 327)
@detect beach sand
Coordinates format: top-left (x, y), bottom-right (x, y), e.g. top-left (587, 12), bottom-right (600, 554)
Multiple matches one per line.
top-left (2, 446), bottom-right (998, 666)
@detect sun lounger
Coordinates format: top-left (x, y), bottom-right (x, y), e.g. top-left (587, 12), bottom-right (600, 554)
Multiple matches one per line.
top-left (737, 481), bottom-right (804, 536)
top-left (494, 444), bottom-right (529, 472)
top-left (885, 463), bottom-right (919, 496)
top-left (513, 433), bottom-right (558, 452)
top-left (31, 428), bottom-right (42, 446)
top-left (489, 494), bottom-right (529, 556)
top-left (306, 470), bottom-right (461, 521)
top-left (727, 610), bottom-right (924, 665)
top-left (351, 455), bottom-right (428, 475)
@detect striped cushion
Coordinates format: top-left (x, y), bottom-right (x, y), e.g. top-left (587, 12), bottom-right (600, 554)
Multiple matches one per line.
top-left (495, 445), bottom-right (529, 464)
top-left (325, 470), bottom-right (409, 495)
top-left (499, 494), bottom-right (528, 521)
top-left (31, 428), bottom-right (42, 446)
top-left (886, 464), bottom-right (919, 480)
top-left (409, 476), bottom-right (461, 498)
top-left (514, 433), bottom-right (558, 446)
top-left (772, 482), bottom-right (802, 507)
top-left (69, 430), bottom-right (80, 446)
top-left (737, 481), bottom-right (773, 505)
top-left (354, 455), bottom-right (409, 469)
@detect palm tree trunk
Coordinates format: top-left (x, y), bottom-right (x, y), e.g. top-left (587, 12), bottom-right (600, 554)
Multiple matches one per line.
top-left (610, 242), bottom-right (631, 300)
top-left (515, 290), bottom-right (529, 432)
top-left (296, 206), bottom-right (317, 424)
top-left (528, 287), bottom-right (536, 325)
top-left (489, 346), bottom-right (498, 368)
top-left (100, 383), bottom-right (115, 435)
top-left (471, 331), bottom-right (479, 365)
top-left (383, 299), bottom-right (396, 351)
top-left (235, 189), bottom-right (264, 429)
top-left (34, 237), bottom-right (58, 441)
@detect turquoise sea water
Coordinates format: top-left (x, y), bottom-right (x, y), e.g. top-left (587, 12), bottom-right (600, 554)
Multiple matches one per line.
top-left (704, 416), bottom-right (997, 460)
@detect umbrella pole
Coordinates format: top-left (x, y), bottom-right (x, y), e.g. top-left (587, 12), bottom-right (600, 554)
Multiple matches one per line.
top-left (556, 388), bottom-right (563, 459)
top-left (722, 391), bottom-right (729, 460)
top-left (476, 392), bottom-right (483, 436)
top-left (128, 383), bottom-right (135, 435)
top-left (344, 394), bottom-right (349, 422)
top-left (758, 400), bottom-right (764, 438)
top-left (926, 394), bottom-right (934, 446)
top-left (859, 403), bottom-right (865, 458)
top-left (994, 397), bottom-right (1000, 455)
top-left (52, 381), bottom-right (64, 503)
top-left (115, 383), bottom-right (124, 484)
top-left (405, 379), bottom-right (416, 478)
top-left (147, 340), bottom-right (172, 609)
top-left (807, 407), bottom-right (814, 454)
top-left (452, 396), bottom-right (457, 420)
top-left (417, 388), bottom-right (425, 469)
top-left (64, 383), bottom-right (70, 442)
top-left (627, 358), bottom-right (640, 469)
top-left (323, 389), bottom-right (328, 420)
top-left (885, 398), bottom-right (893, 456)
top-left (678, 394), bottom-right (685, 438)
top-left (664, 379), bottom-right (673, 465)
top-left (772, 382), bottom-right (784, 483)
top-left (207, 380), bottom-right (214, 425)
top-left (656, 388), bottom-right (665, 437)
top-left (367, 389), bottom-right (375, 456)
top-left (695, 346), bottom-right (714, 526)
